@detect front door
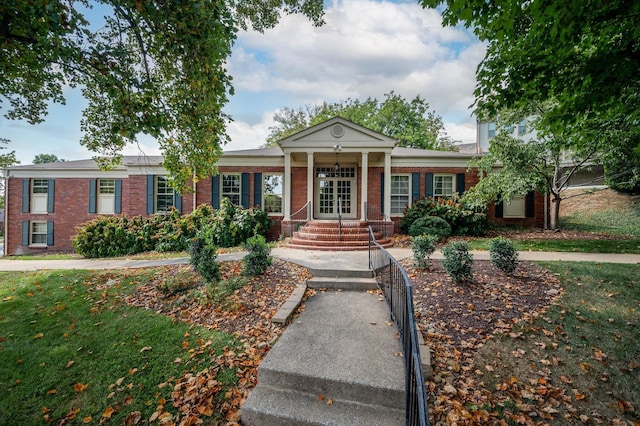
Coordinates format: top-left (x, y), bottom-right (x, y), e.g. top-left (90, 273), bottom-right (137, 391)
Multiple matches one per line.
top-left (314, 166), bottom-right (357, 219)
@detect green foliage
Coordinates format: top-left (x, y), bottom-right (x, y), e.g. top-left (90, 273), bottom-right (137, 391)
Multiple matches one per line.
top-left (408, 216), bottom-right (451, 240)
top-left (33, 153), bottom-right (63, 164)
top-left (441, 241), bottom-right (473, 284)
top-left (602, 138), bottom-right (640, 193)
top-left (204, 277), bottom-right (248, 304)
top-left (72, 202), bottom-right (271, 258)
top-left (159, 267), bottom-right (200, 295)
top-left (265, 92), bottom-right (456, 150)
top-left (188, 224), bottom-right (221, 284)
top-left (0, 139), bottom-right (19, 208)
top-left (1, 2), bottom-right (324, 192)
top-left (488, 237), bottom-right (519, 274)
top-left (401, 196), bottom-right (489, 236)
top-left (412, 234), bottom-right (439, 269)
top-left (242, 234), bottom-right (272, 276)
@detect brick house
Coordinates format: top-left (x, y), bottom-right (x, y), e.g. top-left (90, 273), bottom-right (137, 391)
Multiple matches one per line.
top-left (2, 117), bottom-right (545, 255)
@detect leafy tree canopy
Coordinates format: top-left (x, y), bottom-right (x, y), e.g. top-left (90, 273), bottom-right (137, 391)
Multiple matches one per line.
top-left (1, 0), bottom-right (324, 192)
top-left (419, 0), bottom-right (640, 147)
top-left (33, 153), bottom-right (65, 164)
top-left (0, 138), bottom-right (19, 208)
top-left (265, 92), bottom-right (457, 151)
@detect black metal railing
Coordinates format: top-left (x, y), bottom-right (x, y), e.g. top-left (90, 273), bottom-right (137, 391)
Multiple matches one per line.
top-left (368, 227), bottom-right (430, 426)
top-left (338, 196), bottom-right (342, 241)
top-left (365, 202), bottom-right (389, 238)
top-left (287, 202), bottom-right (309, 237)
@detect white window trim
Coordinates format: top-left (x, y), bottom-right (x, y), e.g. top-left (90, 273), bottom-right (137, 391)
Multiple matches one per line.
top-left (221, 173), bottom-right (241, 206)
top-left (263, 173), bottom-right (283, 216)
top-left (30, 221), bottom-right (48, 247)
top-left (97, 179), bottom-right (116, 215)
top-left (390, 174), bottom-right (411, 217)
top-left (155, 176), bottom-right (175, 213)
top-left (433, 174), bottom-right (456, 197)
top-left (31, 179), bottom-right (48, 214)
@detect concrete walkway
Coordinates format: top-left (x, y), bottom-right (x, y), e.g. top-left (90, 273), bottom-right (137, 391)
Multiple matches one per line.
top-left (0, 248), bottom-right (638, 272)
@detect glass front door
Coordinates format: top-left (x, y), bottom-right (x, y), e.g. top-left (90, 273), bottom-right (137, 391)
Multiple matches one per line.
top-left (314, 166), bottom-right (356, 219)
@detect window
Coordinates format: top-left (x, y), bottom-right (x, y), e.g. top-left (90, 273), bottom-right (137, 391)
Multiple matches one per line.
top-left (31, 179), bottom-right (48, 213)
top-left (30, 221), bottom-right (47, 246)
top-left (98, 179), bottom-right (115, 214)
top-left (434, 175), bottom-right (454, 197)
top-left (263, 174), bottom-right (283, 214)
top-left (503, 196), bottom-right (525, 218)
top-left (222, 174), bottom-right (241, 205)
top-left (518, 119), bottom-right (527, 136)
top-left (155, 176), bottom-right (175, 212)
top-left (390, 175), bottom-right (410, 215)
top-left (488, 122), bottom-right (496, 139)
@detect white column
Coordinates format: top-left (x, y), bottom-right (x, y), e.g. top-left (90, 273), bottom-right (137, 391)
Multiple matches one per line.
top-left (284, 152), bottom-right (291, 219)
top-left (384, 152), bottom-right (391, 219)
top-left (307, 152), bottom-right (314, 220)
top-left (361, 152), bottom-right (368, 220)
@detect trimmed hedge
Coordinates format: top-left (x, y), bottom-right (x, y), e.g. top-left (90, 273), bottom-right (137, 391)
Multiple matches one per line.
top-left (408, 216), bottom-right (451, 239)
top-left (72, 200), bottom-right (271, 258)
top-left (400, 196), bottom-right (490, 237)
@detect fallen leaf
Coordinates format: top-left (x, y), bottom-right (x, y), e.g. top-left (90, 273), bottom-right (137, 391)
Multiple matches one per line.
top-left (34, 333), bottom-right (44, 339)
top-left (66, 360), bottom-right (75, 369)
top-left (83, 416), bottom-right (93, 423)
top-left (102, 406), bottom-right (115, 419)
top-left (140, 346), bottom-right (152, 353)
top-left (74, 383), bottom-right (89, 392)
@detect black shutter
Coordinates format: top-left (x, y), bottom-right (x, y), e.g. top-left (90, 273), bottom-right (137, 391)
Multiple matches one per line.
top-left (211, 175), bottom-right (220, 209)
top-left (175, 193), bottom-right (183, 213)
top-left (46, 221), bottom-right (54, 246)
top-left (525, 191), bottom-right (535, 218)
top-left (146, 175), bottom-right (154, 214)
top-left (425, 173), bottom-right (434, 198)
top-left (114, 180), bottom-right (122, 213)
top-left (456, 173), bottom-right (465, 195)
top-left (47, 179), bottom-right (55, 213)
top-left (495, 201), bottom-right (504, 218)
top-left (22, 221), bottom-right (29, 246)
top-left (411, 172), bottom-right (420, 202)
top-left (241, 173), bottom-right (250, 208)
top-left (22, 179), bottom-right (30, 213)
top-left (254, 173), bottom-right (262, 208)
top-left (89, 180), bottom-right (97, 213)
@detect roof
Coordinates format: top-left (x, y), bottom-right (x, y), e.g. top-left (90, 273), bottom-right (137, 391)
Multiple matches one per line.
top-left (391, 146), bottom-right (477, 159)
top-left (5, 155), bottom-right (165, 171)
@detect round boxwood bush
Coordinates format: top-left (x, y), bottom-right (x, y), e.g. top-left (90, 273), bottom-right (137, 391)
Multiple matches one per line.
top-left (441, 241), bottom-right (473, 284)
top-left (489, 237), bottom-right (518, 274)
top-left (408, 215), bottom-right (452, 240)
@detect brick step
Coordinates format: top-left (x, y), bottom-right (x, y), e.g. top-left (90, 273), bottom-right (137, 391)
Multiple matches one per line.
top-left (286, 242), bottom-right (392, 251)
top-left (307, 276), bottom-right (378, 291)
top-left (293, 231), bottom-right (379, 241)
top-left (288, 238), bottom-right (391, 247)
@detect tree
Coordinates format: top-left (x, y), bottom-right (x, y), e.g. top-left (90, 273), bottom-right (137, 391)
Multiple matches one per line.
top-left (1, 1), bottom-right (324, 192)
top-left (419, 0), bottom-right (640, 152)
top-left (33, 153), bottom-right (65, 164)
top-left (0, 139), bottom-right (20, 208)
top-left (265, 92), bottom-right (457, 151)
top-left (465, 111), bottom-right (604, 230)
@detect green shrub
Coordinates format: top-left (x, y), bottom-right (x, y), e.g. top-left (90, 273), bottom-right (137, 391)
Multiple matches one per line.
top-left (441, 241), bottom-right (473, 283)
top-left (242, 234), bottom-right (272, 276)
top-left (159, 267), bottom-right (199, 295)
top-left (400, 196), bottom-right (490, 236)
top-left (412, 234), bottom-right (439, 269)
top-left (72, 202), bottom-right (272, 258)
top-left (489, 237), bottom-right (519, 274)
top-left (408, 216), bottom-right (452, 239)
top-left (188, 224), bottom-right (220, 284)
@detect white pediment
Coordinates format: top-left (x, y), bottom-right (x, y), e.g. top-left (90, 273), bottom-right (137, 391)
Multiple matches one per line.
top-left (277, 117), bottom-right (397, 153)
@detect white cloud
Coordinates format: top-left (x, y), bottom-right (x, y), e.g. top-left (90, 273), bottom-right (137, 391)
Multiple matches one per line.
top-left (225, 111), bottom-right (277, 151)
top-left (227, 0), bottom-right (485, 146)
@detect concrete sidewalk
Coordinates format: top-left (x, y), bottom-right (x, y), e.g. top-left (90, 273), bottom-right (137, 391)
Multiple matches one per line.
top-left (0, 248), bottom-right (638, 272)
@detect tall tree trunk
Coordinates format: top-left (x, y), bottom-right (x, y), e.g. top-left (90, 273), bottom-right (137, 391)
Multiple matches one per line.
top-left (549, 194), bottom-right (561, 230)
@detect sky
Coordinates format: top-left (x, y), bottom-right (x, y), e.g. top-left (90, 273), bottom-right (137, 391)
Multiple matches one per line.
top-left (0, 0), bottom-right (485, 166)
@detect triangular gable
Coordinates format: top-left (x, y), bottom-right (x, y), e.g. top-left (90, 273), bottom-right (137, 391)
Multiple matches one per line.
top-left (277, 117), bottom-right (397, 152)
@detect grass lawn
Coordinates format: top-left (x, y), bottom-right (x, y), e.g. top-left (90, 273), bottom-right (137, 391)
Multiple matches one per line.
top-left (465, 237), bottom-right (640, 254)
top-left (0, 269), bottom-right (238, 424)
top-left (472, 261), bottom-right (640, 424)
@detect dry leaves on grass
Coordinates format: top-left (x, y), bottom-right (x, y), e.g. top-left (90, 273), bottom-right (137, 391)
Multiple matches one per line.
top-left (120, 258), bottom-right (313, 425)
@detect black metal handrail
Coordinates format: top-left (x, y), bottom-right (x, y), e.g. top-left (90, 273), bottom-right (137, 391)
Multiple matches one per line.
top-left (368, 227), bottom-right (430, 426)
top-left (338, 196), bottom-right (342, 241)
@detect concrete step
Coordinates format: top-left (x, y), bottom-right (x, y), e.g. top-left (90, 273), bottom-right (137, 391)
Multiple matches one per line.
top-left (241, 291), bottom-right (405, 426)
top-left (241, 385), bottom-right (404, 426)
top-left (308, 268), bottom-right (373, 279)
top-left (307, 276), bottom-right (378, 291)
